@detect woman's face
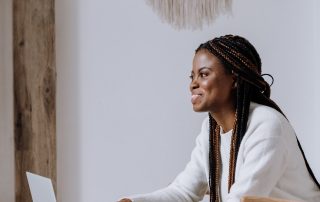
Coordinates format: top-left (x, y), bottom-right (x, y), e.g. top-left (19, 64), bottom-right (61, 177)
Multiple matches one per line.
top-left (190, 49), bottom-right (235, 113)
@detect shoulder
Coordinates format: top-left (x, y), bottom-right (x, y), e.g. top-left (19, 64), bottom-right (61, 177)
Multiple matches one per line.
top-left (239, 102), bottom-right (295, 163)
top-left (193, 116), bottom-right (210, 148)
top-left (245, 102), bottom-right (290, 139)
top-left (200, 116), bottom-right (209, 131)
top-left (248, 102), bottom-right (286, 123)
top-left (197, 116), bottom-right (209, 142)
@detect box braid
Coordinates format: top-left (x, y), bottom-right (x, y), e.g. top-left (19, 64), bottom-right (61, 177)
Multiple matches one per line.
top-left (196, 35), bottom-right (320, 202)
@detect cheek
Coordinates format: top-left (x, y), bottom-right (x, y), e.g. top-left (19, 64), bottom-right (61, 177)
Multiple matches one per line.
top-left (203, 78), bottom-right (220, 92)
top-left (205, 78), bottom-right (232, 97)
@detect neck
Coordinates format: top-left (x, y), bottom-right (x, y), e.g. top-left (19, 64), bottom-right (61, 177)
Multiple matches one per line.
top-left (210, 105), bottom-right (236, 133)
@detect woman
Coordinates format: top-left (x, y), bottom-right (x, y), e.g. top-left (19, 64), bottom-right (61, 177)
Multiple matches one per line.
top-left (118, 35), bottom-right (320, 202)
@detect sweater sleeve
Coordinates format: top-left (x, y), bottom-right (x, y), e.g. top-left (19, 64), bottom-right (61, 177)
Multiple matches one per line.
top-left (123, 118), bottom-right (209, 202)
top-left (227, 118), bottom-right (289, 202)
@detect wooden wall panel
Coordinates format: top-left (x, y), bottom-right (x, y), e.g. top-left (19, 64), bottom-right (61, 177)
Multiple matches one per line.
top-left (13, 0), bottom-right (56, 201)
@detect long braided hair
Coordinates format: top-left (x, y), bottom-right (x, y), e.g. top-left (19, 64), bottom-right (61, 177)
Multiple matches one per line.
top-left (195, 35), bottom-right (320, 202)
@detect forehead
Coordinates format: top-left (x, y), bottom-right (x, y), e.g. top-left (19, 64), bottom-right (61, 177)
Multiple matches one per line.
top-left (192, 49), bottom-right (223, 71)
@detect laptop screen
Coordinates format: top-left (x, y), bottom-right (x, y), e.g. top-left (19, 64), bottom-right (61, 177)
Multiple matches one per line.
top-left (26, 172), bottom-right (56, 202)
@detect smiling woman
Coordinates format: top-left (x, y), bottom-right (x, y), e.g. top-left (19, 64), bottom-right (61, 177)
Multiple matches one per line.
top-left (118, 35), bottom-right (320, 202)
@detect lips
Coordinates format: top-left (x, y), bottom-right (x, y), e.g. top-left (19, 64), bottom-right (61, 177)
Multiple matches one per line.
top-left (191, 94), bottom-right (202, 104)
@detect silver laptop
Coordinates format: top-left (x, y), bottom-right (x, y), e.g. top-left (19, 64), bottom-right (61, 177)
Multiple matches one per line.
top-left (26, 172), bottom-right (56, 202)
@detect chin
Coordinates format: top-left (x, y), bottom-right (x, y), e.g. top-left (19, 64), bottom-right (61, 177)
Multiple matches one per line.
top-left (192, 105), bottom-right (207, 113)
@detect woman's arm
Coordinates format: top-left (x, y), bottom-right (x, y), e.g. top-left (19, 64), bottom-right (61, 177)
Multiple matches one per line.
top-left (119, 118), bottom-right (209, 202)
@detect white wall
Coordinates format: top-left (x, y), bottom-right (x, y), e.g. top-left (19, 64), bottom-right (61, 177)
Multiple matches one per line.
top-left (56, 1), bottom-right (320, 202)
top-left (313, 0), bottom-right (320, 179)
top-left (0, 0), bottom-right (14, 201)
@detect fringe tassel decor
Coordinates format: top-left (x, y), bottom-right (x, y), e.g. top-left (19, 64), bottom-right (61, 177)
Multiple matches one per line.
top-left (145, 0), bottom-right (233, 30)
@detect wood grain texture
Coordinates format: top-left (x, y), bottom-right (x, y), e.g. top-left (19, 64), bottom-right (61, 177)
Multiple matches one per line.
top-left (242, 196), bottom-right (300, 202)
top-left (13, 0), bottom-right (56, 201)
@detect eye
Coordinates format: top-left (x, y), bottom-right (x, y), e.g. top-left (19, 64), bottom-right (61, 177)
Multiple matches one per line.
top-left (189, 75), bottom-right (194, 80)
top-left (200, 72), bottom-right (209, 78)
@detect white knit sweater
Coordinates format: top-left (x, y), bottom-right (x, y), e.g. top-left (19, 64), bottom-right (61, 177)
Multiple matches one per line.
top-left (122, 102), bottom-right (320, 202)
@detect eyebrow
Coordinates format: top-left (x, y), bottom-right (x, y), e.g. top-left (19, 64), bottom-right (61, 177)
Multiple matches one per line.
top-left (191, 66), bottom-right (212, 74)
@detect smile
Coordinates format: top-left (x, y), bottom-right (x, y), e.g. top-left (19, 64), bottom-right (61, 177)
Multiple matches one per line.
top-left (191, 94), bottom-right (202, 104)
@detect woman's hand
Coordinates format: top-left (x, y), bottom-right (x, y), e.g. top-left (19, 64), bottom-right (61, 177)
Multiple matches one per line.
top-left (118, 198), bottom-right (132, 202)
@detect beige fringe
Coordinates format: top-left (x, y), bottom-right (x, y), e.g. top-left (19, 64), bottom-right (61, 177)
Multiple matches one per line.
top-left (145, 0), bottom-right (233, 30)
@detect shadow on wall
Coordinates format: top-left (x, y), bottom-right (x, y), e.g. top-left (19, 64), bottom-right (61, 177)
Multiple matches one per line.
top-left (56, 0), bottom-right (83, 202)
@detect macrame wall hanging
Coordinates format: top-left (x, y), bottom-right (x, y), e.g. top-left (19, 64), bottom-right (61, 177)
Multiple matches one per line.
top-left (145, 0), bottom-right (233, 30)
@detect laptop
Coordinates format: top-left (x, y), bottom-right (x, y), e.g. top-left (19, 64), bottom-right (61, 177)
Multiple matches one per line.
top-left (26, 172), bottom-right (56, 202)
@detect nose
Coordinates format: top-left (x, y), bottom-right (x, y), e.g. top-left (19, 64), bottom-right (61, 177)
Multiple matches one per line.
top-left (190, 77), bottom-right (199, 92)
